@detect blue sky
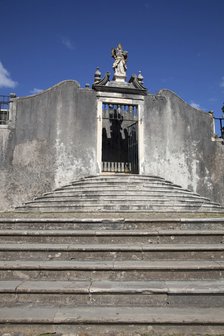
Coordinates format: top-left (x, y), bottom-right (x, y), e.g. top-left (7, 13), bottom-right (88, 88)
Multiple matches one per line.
top-left (0, 0), bottom-right (224, 119)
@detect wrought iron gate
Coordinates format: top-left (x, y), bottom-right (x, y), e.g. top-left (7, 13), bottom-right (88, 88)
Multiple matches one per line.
top-left (102, 103), bottom-right (139, 174)
top-left (128, 122), bottom-right (139, 174)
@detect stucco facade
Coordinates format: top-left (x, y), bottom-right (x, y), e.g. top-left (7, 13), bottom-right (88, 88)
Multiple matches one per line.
top-left (0, 81), bottom-right (98, 210)
top-left (143, 90), bottom-right (224, 203)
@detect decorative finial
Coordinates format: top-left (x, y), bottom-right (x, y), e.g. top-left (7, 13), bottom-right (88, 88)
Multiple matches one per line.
top-left (111, 43), bottom-right (128, 82)
top-left (137, 71), bottom-right (144, 85)
top-left (222, 103), bottom-right (224, 117)
top-left (94, 67), bottom-right (101, 83)
top-left (9, 93), bottom-right (17, 98)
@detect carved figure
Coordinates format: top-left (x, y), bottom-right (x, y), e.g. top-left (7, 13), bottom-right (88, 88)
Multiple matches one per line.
top-left (112, 43), bottom-right (128, 77)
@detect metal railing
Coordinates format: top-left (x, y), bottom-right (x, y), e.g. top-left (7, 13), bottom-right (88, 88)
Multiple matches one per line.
top-left (214, 117), bottom-right (224, 139)
top-left (102, 161), bottom-right (131, 173)
top-left (0, 95), bottom-right (10, 125)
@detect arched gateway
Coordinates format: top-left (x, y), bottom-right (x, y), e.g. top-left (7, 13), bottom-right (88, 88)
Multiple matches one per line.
top-left (93, 44), bottom-right (147, 174)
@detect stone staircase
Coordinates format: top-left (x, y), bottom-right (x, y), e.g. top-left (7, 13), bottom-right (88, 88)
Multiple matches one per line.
top-left (0, 216), bottom-right (224, 335)
top-left (0, 174), bottom-right (224, 335)
top-left (17, 174), bottom-right (223, 212)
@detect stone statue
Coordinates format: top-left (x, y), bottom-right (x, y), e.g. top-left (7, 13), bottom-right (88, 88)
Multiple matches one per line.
top-left (112, 43), bottom-right (128, 80)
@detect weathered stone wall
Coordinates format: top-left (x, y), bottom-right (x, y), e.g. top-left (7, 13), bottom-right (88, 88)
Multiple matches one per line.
top-left (143, 89), bottom-right (224, 204)
top-left (0, 81), bottom-right (98, 211)
top-left (1, 81), bottom-right (224, 211)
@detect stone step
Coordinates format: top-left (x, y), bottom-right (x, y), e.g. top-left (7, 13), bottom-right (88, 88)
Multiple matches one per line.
top-left (48, 183), bottom-right (189, 190)
top-left (22, 201), bottom-right (221, 207)
top-left (0, 318), bottom-right (223, 336)
top-left (72, 178), bottom-right (182, 186)
top-left (0, 280), bottom-right (224, 307)
top-left (0, 229), bottom-right (223, 244)
top-left (32, 194), bottom-right (213, 205)
top-left (70, 180), bottom-right (177, 186)
top-left (58, 184), bottom-right (193, 192)
top-left (71, 181), bottom-right (177, 188)
top-left (0, 243), bottom-right (223, 261)
top-left (0, 260), bottom-right (223, 281)
top-left (50, 186), bottom-right (197, 195)
top-left (17, 203), bottom-right (222, 212)
top-left (0, 305), bottom-right (223, 327)
top-left (84, 174), bottom-right (166, 179)
top-left (82, 174), bottom-right (166, 181)
top-left (43, 189), bottom-right (209, 201)
top-left (1, 217), bottom-right (224, 230)
top-left (17, 174), bottom-right (223, 213)
top-left (23, 202), bottom-right (220, 212)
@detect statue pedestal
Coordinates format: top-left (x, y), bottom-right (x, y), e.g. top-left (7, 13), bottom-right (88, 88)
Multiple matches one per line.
top-left (113, 74), bottom-right (126, 82)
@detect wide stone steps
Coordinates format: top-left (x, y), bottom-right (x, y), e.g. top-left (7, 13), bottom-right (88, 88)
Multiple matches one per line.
top-left (1, 259), bottom-right (224, 281)
top-left (0, 215), bottom-right (224, 335)
top-left (16, 174), bottom-right (223, 212)
top-left (0, 229), bottom-right (223, 244)
top-left (1, 307), bottom-right (224, 335)
top-left (65, 183), bottom-right (188, 190)
top-left (75, 174), bottom-right (165, 180)
top-left (1, 305), bottom-right (224, 323)
top-left (1, 217), bottom-right (224, 230)
top-left (60, 178), bottom-right (182, 186)
top-left (27, 197), bottom-right (215, 204)
top-left (0, 243), bottom-right (223, 261)
top-left (50, 187), bottom-right (202, 195)
top-left (19, 203), bottom-right (222, 212)
top-left (0, 280), bottom-right (224, 307)
top-left (35, 193), bottom-right (211, 201)
top-left (53, 187), bottom-right (203, 196)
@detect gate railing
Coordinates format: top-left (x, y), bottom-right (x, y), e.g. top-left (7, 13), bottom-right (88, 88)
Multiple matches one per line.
top-left (102, 161), bottom-right (132, 173)
top-left (0, 95), bottom-right (10, 125)
top-left (214, 117), bottom-right (224, 139)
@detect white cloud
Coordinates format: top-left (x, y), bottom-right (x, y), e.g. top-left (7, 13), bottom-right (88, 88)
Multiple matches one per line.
top-left (220, 76), bottom-right (224, 88)
top-left (30, 88), bottom-right (43, 94)
top-left (0, 62), bottom-right (17, 88)
top-left (190, 101), bottom-right (201, 110)
top-left (61, 36), bottom-right (75, 50)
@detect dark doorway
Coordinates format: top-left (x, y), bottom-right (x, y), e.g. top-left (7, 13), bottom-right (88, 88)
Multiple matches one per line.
top-left (102, 103), bottom-right (139, 174)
